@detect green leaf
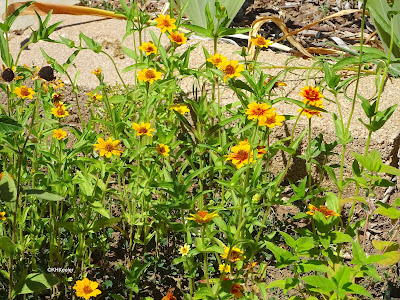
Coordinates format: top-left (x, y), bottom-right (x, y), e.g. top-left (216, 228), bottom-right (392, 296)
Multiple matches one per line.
top-left (23, 189), bottom-right (63, 201)
top-left (351, 242), bottom-right (367, 265)
top-left (0, 236), bottom-right (17, 256)
top-left (79, 32), bottom-right (102, 53)
top-left (0, 172), bottom-right (16, 210)
top-left (333, 113), bottom-right (352, 145)
top-left (372, 240), bottom-right (399, 252)
top-left (379, 251), bottom-right (400, 265)
top-left (264, 241), bottom-right (298, 268)
top-left (267, 278), bottom-right (299, 293)
top-left (302, 275), bottom-right (335, 292)
top-left (296, 260), bottom-right (330, 273)
top-left (0, 115), bottom-right (23, 133)
top-left (90, 201), bottom-right (111, 219)
top-left (329, 231), bottom-right (353, 244)
top-left (351, 150), bottom-right (382, 172)
top-left (343, 283), bottom-right (373, 298)
top-left (13, 273), bottom-right (58, 296)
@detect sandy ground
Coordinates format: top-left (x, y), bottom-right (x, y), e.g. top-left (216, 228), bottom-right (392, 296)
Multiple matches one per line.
top-left (7, 14), bottom-right (400, 197)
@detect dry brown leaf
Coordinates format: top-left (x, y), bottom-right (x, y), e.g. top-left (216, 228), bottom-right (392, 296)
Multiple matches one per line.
top-left (248, 9), bottom-right (362, 59)
top-left (293, 47), bottom-right (345, 57)
top-left (4, 1), bottom-right (127, 20)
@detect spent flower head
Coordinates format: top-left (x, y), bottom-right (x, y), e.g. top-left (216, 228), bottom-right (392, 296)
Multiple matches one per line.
top-left (162, 292), bottom-right (177, 300)
top-left (93, 137), bottom-right (124, 158)
top-left (73, 278), bottom-right (101, 299)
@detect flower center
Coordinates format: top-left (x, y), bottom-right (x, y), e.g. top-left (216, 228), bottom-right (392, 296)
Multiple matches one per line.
top-left (145, 70), bottom-right (156, 79)
top-left (253, 108), bottom-right (265, 116)
top-left (230, 250), bottom-right (241, 260)
top-left (139, 127), bottom-right (148, 134)
top-left (21, 87), bottom-right (30, 96)
top-left (83, 285), bottom-right (93, 294)
top-left (174, 35), bottom-right (182, 43)
top-left (225, 65), bottom-right (235, 75)
top-left (105, 143), bottom-right (114, 152)
top-left (236, 150), bottom-right (248, 161)
top-left (57, 107), bottom-right (65, 115)
top-left (162, 20), bottom-right (171, 27)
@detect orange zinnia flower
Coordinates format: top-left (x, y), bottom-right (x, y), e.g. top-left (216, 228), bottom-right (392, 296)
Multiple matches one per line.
top-left (231, 283), bottom-right (244, 298)
top-left (52, 129), bottom-right (67, 140)
top-left (51, 102), bottom-right (69, 118)
top-left (187, 210), bottom-right (218, 224)
top-left (137, 68), bottom-right (162, 84)
top-left (0, 172), bottom-right (13, 180)
top-left (207, 53), bottom-right (227, 68)
top-left (169, 31), bottom-right (187, 45)
top-left (258, 109), bottom-right (285, 128)
top-left (162, 292), bottom-right (177, 300)
top-left (299, 99), bottom-right (324, 118)
top-left (93, 137), bottom-right (124, 158)
top-left (219, 60), bottom-right (244, 82)
top-left (138, 41), bottom-right (158, 55)
top-left (225, 142), bottom-right (254, 169)
top-left (299, 86), bottom-right (324, 103)
top-left (221, 247), bottom-right (246, 262)
top-left (306, 204), bottom-right (340, 218)
top-left (13, 86), bottom-right (35, 99)
top-left (251, 35), bottom-right (273, 48)
top-left (245, 102), bottom-right (271, 121)
top-left (73, 278), bottom-right (101, 300)
top-left (155, 14), bottom-right (177, 33)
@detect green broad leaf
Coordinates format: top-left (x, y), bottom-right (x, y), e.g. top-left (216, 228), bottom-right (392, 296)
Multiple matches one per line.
top-left (351, 242), bottom-right (367, 265)
top-left (296, 260), bottom-right (330, 273)
top-left (264, 241), bottom-right (299, 268)
top-left (329, 231), bottom-right (353, 244)
top-left (183, 24), bottom-right (213, 38)
top-left (121, 46), bottom-right (139, 60)
top-left (0, 172), bottom-right (16, 210)
top-left (296, 237), bottom-right (315, 254)
top-left (13, 273), bottom-right (58, 295)
top-left (88, 217), bottom-right (121, 233)
top-left (23, 189), bottom-right (63, 201)
top-left (365, 254), bottom-right (387, 264)
top-left (339, 196), bottom-right (366, 207)
top-left (279, 231), bottom-right (296, 249)
top-left (323, 165), bottom-right (339, 187)
top-left (79, 32), bottom-right (102, 53)
top-left (351, 150), bottom-right (382, 172)
top-left (195, 237), bottom-right (206, 252)
top-left (57, 35), bottom-right (75, 48)
top-left (217, 27), bottom-right (252, 37)
top-left (267, 278), bottom-right (299, 293)
top-left (372, 240), bottom-right (399, 252)
top-left (379, 164), bottom-right (400, 176)
top-left (379, 250), bottom-right (400, 266)
top-left (342, 283), bottom-right (373, 298)
top-left (325, 192), bottom-right (339, 213)
top-left (205, 245), bottom-right (224, 254)
top-left (90, 201), bottom-right (111, 219)
top-left (0, 236), bottom-right (17, 256)
top-left (40, 48), bottom-right (65, 74)
top-left (333, 113), bottom-right (352, 145)
top-left (232, 79), bottom-right (254, 94)
top-left (374, 203), bottom-right (400, 219)
top-left (0, 115), bottom-right (23, 133)
top-left (302, 275), bottom-right (335, 292)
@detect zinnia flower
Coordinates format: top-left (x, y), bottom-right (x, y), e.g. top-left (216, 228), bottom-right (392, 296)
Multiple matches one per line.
top-left (13, 86), bottom-right (35, 99)
top-left (0, 172), bottom-right (13, 180)
top-left (0, 212), bottom-right (5, 221)
top-left (51, 102), bottom-right (69, 118)
top-left (251, 35), bottom-right (273, 48)
top-left (299, 99), bottom-right (324, 118)
top-left (155, 14), bottom-right (177, 33)
top-left (162, 292), bottom-right (177, 300)
top-left (264, 76), bottom-right (287, 88)
top-left (52, 92), bottom-right (64, 106)
top-left (93, 137), bottom-right (124, 158)
top-left (299, 86), bottom-right (324, 103)
top-left (138, 41), bottom-right (158, 55)
top-left (187, 210), bottom-right (218, 224)
top-left (225, 142), bottom-right (254, 169)
top-left (245, 102), bottom-right (271, 121)
top-left (52, 129), bottom-right (67, 140)
top-left (207, 53), bottom-right (227, 68)
top-left (219, 60), bottom-right (244, 82)
top-left (169, 31), bottom-right (187, 45)
top-left (132, 122), bottom-right (154, 137)
top-left (219, 263), bottom-right (231, 273)
top-left (170, 104), bottom-right (190, 114)
top-left (156, 144), bottom-right (170, 157)
top-left (178, 243), bottom-right (190, 256)
top-left (221, 247), bottom-right (246, 262)
top-left (258, 109), bottom-right (285, 128)
top-left (73, 278), bottom-right (101, 300)
top-left (91, 67), bottom-right (102, 78)
top-left (87, 92), bottom-right (103, 102)
top-left (137, 68), bottom-right (162, 84)
top-left (306, 204), bottom-right (340, 218)
top-left (231, 283), bottom-right (244, 298)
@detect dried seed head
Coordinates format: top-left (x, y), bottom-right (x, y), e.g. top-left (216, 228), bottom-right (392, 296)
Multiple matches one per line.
top-left (1, 68), bottom-right (15, 82)
top-left (38, 66), bottom-right (56, 81)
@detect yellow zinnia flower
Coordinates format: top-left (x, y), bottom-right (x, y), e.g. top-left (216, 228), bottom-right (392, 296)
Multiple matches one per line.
top-left (13, 86), bottom-right (35, 99)
top-left (245, 102), bottom-right (271, 121)
top-left (306, 204), bottom-right (340, 218)
top-left (207, 53), bottom-right (227, 68)
top-left (299, 86), bottom-right (324, 103)
top-left (156, 144), bottom-right (170, 156)
top-left (73, 278), bottom-right (101, 300)
top-left (155, 14), bottom-right (177, 33)
top-left (0, 211), bottom-right (5, 221)
top-left (219, 263), bottom-right (231, 273)
top-left (221, 246), bottom-right (246, 262)
top-left (169, 31), bottom-right (187, 45)
top-left (170, 104), bottom-right (190, 114)
top-left (187, 210), bottom-right (218, 224)
top-left (219, 60), bottom-right (244, 82)
top-left (258, 108), bottom-right (285, 128)
top-left (51, 102), bottom-right (69, 118)
top-left (178, 243), bottom-right (190, 256)
top-left (132, 122), bottom-right (154, 137)
top-left (52, 129), bottom-right (67, 140)
top-left (251, 35), bottom-right (273, 48)
top-left (137, 68), bottom-right (162, 84)
top-left (93, 137), bottom-right (124, 158)
top-left (138, 41), bottom-right (158, 55)
top-left (299, 99), bottom-right (324, 118)
top-left (225, 142), bottom-right (254, 169)
top-left (91, 67), bottom-right (102, 78)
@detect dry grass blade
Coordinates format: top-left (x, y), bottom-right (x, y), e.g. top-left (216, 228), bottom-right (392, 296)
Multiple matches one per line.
top-left (294, 47), bottom-right (346, 57)
top-left (5, 1), bottom-right (127, 20)
top-left (248, 9), bottom-right (362, 59)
